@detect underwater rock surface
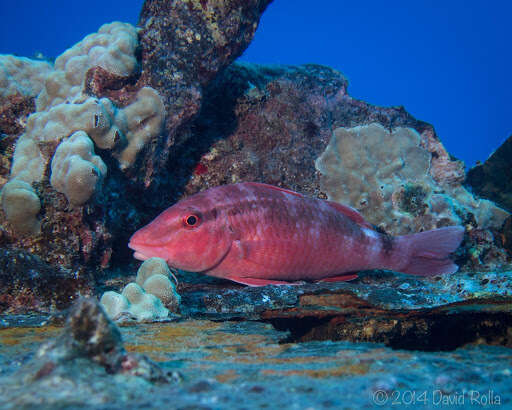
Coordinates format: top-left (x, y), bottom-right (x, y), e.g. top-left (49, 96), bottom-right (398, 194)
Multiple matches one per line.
top-left (1, 304), bottom-right (511, 408)
top-left (466, 134), bottom-right (512, 213)
top-left (0, 298), bottom-right (176, 409)
top-left (173, 269), bottom-right (512, 350)
top-left (0, 248), bottom-right (92, 313)
top-left (135, 0), bottom-right (273, 186)
top-left (2, 271), bottom-right (511, 407)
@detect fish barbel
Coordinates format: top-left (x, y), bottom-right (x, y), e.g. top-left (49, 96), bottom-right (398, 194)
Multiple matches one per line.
top-left (129, 182), bottom-right (464, 286)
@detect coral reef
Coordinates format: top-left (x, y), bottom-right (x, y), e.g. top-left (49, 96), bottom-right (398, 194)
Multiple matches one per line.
top-left (135, 257), bottom-right (180, 310)
top-left (0, 1), bottom-right (511, 407)
top-left (0, 0), bottom-right (270, 272)
top-left (101, 282), bottom-right (169, 322)
top-left (315, 123), bottom-right (509, 235)
top-left (50, 131), bottom-right (107, 205)
top-left (176, 63), bottom-right (446, 198)
top-left (169, 63), bottom-right (511, 271)
top-left (0, 2), bottom-right (509, 311)
top-left (1, 52), bottom-right (510, 306)
top-left (502, 216), bottom-right (512, 254)
top-left (1, 21), bottom-right (164, 234)
top-left (0, 55), bottom-right (53, 98)
top-left (113, 86), bottom-right (164, 169)
top-left (0, 22), bottom-right (165, 272)
top-left (1, 180), bottom-right (41, 233)
top-left (35, 22), bottom-right (139, 111)
top-left (101, 257), bottom-right (180, 321)
top-left (0, 94), bottom-right (36, 193)
top-left (0, 93), bottom-right (35, 137)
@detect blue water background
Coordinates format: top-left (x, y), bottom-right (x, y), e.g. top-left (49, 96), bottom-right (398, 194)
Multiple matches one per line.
top-left (1, 0), bottom-right (510, 168)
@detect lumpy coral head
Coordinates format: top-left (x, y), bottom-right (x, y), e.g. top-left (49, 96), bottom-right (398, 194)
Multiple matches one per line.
top-left (0, 180), bottom-right (41, 234)
top-left (50, 131), bottom-right (107, 205)
top-left (129, 192), bottom-right (232, 272)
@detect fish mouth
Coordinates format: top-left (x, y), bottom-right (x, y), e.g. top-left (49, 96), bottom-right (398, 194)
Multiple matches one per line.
top-left (128, 240), bottom-right (159, 261)
top-left (129, 243), bottom-right (177, 280)
top-left (133, 251), bottom-right (150, 261)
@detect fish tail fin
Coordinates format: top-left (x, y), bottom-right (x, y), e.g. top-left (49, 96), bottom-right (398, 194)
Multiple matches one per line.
top-left (393, 226), bottom-right (465, 277)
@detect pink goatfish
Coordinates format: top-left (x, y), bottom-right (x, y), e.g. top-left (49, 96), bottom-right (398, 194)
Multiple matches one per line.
top-left (129, 182), bottom-right (464, 286)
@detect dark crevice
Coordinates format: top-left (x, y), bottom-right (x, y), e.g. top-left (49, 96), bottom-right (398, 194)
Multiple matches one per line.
top-left (264, 312), bottom-right (512, 352)
top-left (267, 316), bottom-right (335, 344)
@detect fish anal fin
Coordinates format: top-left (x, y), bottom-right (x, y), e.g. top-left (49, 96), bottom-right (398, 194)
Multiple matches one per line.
top-left (325, 201), bottom-right (374, 230)
top-left (317, 273), bottom-right (358, 283)
top-left (245, 182), bottom-right (303, 198)
top-left (228, 277), bottom-right (304, 286)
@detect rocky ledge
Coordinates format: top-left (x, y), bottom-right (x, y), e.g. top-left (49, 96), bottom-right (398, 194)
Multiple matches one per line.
top-left (1, 290), bottom-right (511, 408)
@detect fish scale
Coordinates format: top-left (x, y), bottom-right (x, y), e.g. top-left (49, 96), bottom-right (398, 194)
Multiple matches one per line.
top-left (129, 182), bottom-right (465, 286)
top-left (215, 191), bottom-right (373, 281)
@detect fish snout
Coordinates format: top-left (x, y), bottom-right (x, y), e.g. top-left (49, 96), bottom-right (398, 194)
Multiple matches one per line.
top-left (129, 218), bottom-right (174, 246)
top-left (128, 223), bottom-right (173, 261)
top-left (128, 227), bottom-right (150, 249)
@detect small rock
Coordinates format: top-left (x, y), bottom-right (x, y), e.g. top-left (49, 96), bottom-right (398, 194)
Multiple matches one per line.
top-left (32, 298), bottom-right (173, 381)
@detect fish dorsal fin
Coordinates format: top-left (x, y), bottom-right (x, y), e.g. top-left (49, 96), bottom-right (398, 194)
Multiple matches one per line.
top-left (244, 182), bottom-right (303, 198)
top-left (326, 200), bottom-right (374, 230)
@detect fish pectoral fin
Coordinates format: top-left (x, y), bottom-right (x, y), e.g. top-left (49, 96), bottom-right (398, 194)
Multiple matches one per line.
top-left (228, 277), bottom-right (305, 286)
top-left (316, 273), bottom-right (359, 283)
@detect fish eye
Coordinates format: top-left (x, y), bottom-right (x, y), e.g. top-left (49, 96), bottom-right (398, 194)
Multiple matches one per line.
top-left (183, 214), bottom-right (200, 228)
